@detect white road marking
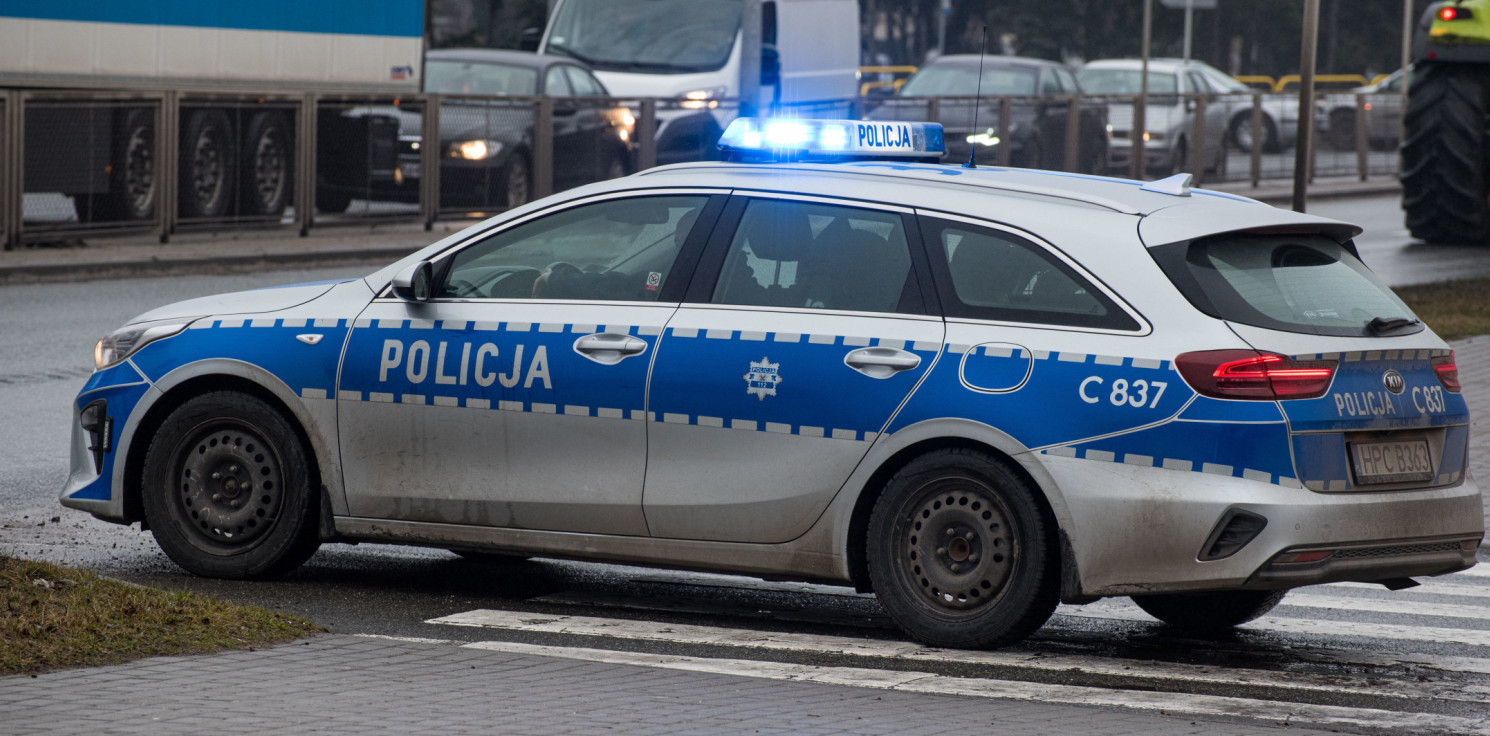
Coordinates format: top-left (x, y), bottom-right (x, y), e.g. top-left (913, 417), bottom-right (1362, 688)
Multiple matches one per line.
top-left (1282, 591), bottom-right (1490, 621)
top-left (1331, 580), bottom-right (1490, 599)
top-left (1061, 600), bottom-right (1490, 648)
top-left (426, 609), bottom-right (1490, 704)
top-left (454, 639), bottom-right (1490, 735)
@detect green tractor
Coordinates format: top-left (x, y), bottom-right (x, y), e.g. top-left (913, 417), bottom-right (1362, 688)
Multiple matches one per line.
top-left (1402, 0), bottom-right (1490, 244)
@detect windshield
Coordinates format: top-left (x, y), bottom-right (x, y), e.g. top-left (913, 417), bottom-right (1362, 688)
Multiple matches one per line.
top-left (900, 66), bottom-right (1038, 96)
top-left (1077, 69), bottom-right (1178, 95)
top-left (1153, 233), bottom-right (1420, 337)
top-left (547, 0), bottom-right (744, 73)
top-left (424, 61), bottom-right (537, 95)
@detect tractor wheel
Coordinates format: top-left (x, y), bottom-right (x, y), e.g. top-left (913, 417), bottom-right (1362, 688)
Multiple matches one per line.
top-left (1401, 61), bottom-right (1490, 245)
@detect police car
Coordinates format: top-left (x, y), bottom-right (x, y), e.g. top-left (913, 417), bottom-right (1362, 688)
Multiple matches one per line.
top-left (62, 117), bottom-right (1482, 650)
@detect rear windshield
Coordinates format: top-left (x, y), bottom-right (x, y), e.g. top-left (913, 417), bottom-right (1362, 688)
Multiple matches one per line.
top-left (1151, 233), bottom-right (1419, 337)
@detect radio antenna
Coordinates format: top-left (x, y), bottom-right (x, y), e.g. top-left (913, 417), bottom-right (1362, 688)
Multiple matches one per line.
top-left (965, 25), bottom-right (988, 168)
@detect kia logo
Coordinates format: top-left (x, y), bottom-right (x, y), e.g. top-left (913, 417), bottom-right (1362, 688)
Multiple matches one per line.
top-left (1383, 369), bottom-right (1406, 394)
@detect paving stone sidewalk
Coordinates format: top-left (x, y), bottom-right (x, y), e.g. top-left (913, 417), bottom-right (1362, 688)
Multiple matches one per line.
top-left (0, 635), bottom-right (1340, 736)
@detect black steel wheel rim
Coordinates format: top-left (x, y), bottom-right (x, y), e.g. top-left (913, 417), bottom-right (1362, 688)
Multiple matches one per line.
top-left (506, 160), bottom-right (529, 208)
top-left (123, 126), bottom-right (156, 214)
top-left (893, 476), bottom-right (1018, 614)
top-left (253, 128), bottom-right (286, 207)
top-left (191, 128), bottom-right (226, 211)
top-left (169, 419), bottom-right (285, 553)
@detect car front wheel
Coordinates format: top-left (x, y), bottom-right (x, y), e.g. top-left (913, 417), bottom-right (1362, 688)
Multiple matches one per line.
top-left (866, 448), bottom-right (1059, 649)
top-left (141, 391), bottom-right (321, 579)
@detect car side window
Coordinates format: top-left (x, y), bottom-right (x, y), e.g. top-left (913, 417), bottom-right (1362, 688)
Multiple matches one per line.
top-left (922, 216), bottom-right (1139, 330)
top-left (1041, 70), bottom-right (1063, 95)
top-left (437, 196), bottom-right (709, 301)
top-left (711, 198), bottom-right (915, 314)
top-left (1055, 68), bottom-right (1080, 94)
top-left (544, 66), bottom-right (573, 96)
top-left (565, 66), bottom-right (606, 96)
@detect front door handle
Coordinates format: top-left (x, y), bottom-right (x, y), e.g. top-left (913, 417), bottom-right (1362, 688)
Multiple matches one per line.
top-left (844, 347), bottom-right (921, 379)
top-left (573, 333), bottom-right (647, 365)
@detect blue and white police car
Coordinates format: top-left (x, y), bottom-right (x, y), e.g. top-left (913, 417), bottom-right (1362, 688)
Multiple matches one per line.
top-left (62, 118), bottom-right (1482, 649)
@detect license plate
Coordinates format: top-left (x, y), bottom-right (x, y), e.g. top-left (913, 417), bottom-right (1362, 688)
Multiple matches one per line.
top-left (401, 161), bottom-right (422, 180)
top-left (1348, 439), bottom-right (1434, 485)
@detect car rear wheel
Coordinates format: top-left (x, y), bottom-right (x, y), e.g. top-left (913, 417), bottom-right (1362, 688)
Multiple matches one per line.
top-left (141, 391), bottom-right (320, 579)
top-left (1130, 589), bottom-right (1287, 631)
top-left (1401, 61), bottom-right (1490, 245)
top-left (504, 155), bottom-right (531, 210)
top-left (866, 449), bottom-right (1058, 649)
top-left (1230, 113), bottom-right (1277, 153)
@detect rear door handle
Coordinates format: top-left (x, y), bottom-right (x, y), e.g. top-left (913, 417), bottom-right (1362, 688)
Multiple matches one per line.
top-left (844, 347), bottom-right (921, 379)
top-left (573, 333), bottom-right (647, 365)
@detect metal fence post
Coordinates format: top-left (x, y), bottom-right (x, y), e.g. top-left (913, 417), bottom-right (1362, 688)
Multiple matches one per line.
top-left (637, 98), bottom-right (657, 171)
top-left (533, 97), bottom-right (554, 199)
top-left (926, 97), bottom-right (940, 124)
top-left (158, 90), bottom-right (179, 243)
top-left (1354, 92), bottom-right (1369, 182)
top-left (1190, 95), bottom-right (1206, 185)
top-left (1249, 92), bottom-right (1263, 188)
top-left (2, 90), bottom-right (20, 250)
top-left (996, 97), bottom-right (1012, 167)
top-left (420, 94), bottom-right (441, 228)
top-left (1063, 95), bottom-right (1081, 172)
top-left (296, 92), bottom-right (316, 236)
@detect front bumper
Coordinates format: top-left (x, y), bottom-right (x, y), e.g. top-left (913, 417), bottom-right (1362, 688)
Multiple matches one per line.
top-left (1041, 454), bottom-right (1483, 597)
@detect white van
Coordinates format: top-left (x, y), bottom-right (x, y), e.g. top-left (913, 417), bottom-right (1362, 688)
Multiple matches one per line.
top-left (536, 0), bottom-right (860, 164)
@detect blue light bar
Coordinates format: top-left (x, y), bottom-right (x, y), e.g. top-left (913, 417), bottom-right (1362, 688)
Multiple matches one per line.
top-left (718, 118), bottom-right (946, 162)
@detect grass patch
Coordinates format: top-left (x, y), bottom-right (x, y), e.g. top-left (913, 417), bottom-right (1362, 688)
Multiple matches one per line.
top-left (1, 555), bottom-right (322, 674)
top-left (1394, 277), bottom-right (1490, 342)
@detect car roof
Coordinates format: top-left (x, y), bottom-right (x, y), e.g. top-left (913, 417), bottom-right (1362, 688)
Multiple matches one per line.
top-left (370, 161), bottom-right (1361, 289)
top-left (925, 55), bottom-right (1066, 71)
top-left (1080, 58), bottom-right (1195, 73)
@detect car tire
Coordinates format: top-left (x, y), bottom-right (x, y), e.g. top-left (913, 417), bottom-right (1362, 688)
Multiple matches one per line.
top-left (141, 391), bottom-right (321, 580)
top-left (866, 448), bottom-right (1059, 649)
top-left (1401, 61), bottom-right (1490, 245)
top-left (178, 110), bottom-right (237, 220)
top-left (1130, 589), bottom-right (1287, 631)
top-left (1229, 113), bottom-right (1277, 154)
top-left (315, 187), bottom-right (354, 214)
top-left (240, 111), bottom-right (292, 217)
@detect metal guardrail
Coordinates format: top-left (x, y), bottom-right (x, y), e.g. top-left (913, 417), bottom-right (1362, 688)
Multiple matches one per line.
top-left (0, 84), bottom-right (1402, 250)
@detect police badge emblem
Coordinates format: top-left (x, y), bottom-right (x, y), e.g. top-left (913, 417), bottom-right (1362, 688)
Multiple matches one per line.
top-left (744, 357), bottom-right (781, 400)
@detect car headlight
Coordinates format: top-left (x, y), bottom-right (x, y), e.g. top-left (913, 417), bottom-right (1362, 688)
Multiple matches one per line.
top-left (1142, 130), bottom-right (1164, 142)
top-left (448, 139), bottom-right (504, 160)
top-left (93, 318), bottom-right (194, 371)
top-left (680, 87), bottom-right (727, 110)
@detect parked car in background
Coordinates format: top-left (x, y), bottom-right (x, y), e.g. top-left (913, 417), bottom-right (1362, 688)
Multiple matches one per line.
top-left (1078, 58), bottom-right (1231, 175)
top-left (873, 55), bottom-right (1108, 172)
top-left (1323, 67), bottom-right (1407, 151)
top-left (326, 49), bottom-right (634, 213)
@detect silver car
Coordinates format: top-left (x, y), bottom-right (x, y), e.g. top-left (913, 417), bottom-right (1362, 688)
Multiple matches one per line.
top-left (62, 117), bottom-right (1481, 650)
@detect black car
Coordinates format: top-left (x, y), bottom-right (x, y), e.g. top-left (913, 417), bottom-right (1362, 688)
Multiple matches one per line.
top-left (323, 49), bottom-right (634, 213)
top-left (872, 56), bottom-right (1107, 173)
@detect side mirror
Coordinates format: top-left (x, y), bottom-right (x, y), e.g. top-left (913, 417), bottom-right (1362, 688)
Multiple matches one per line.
top-left (391, 261), bottom-right (434, 303)
top-left (520, 27), bottom-right (541, 52)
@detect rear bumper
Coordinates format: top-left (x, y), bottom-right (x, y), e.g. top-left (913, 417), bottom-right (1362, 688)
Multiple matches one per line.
top-left (1040, 454), bottom-right (1484, 597)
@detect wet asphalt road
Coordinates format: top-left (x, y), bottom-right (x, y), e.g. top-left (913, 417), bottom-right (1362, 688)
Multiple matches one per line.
top-left (3, 197), bottom-right (1490, 731)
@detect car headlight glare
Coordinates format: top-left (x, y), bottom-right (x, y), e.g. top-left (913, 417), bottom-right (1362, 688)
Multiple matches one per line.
top-left (93, 319), bottom-right (194, 371)
top-left (449, 139), bottom-right (503, 160)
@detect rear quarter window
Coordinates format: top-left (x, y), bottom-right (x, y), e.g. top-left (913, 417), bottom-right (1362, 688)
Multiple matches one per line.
top-left (1149, 233), bottom-right (1419, 337)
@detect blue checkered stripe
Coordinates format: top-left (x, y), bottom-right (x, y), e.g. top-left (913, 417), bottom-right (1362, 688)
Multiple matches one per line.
top-left (130, 316), bottom-right (350, 400)
top-left (648, 326), bottom-right (944, 442)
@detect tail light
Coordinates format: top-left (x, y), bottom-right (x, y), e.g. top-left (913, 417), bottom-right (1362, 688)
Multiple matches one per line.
top-left (1175, 350), bottom-right (1337, 400)
top-left (1431, 352), bottom-right (1461, 393)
